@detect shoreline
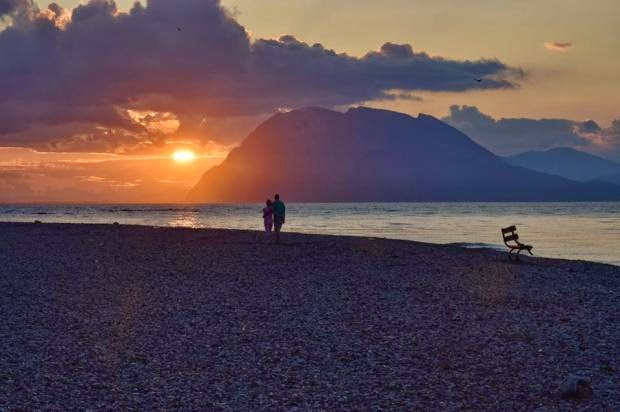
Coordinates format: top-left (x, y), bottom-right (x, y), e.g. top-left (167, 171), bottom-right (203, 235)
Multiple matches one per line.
top-left (2, 201), bottom-right (619, 267)
top-left (1, 222), bottom-right (618, 409)
top-left (3, 220), bottom-right (618, 268)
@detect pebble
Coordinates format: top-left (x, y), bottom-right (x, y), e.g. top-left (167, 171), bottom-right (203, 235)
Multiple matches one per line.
top-left (560, 375), bottom-right (593, 400)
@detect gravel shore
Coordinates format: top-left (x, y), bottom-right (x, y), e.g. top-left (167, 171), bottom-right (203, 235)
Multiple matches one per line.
top-left (1, 222), bottom-right (618, 410)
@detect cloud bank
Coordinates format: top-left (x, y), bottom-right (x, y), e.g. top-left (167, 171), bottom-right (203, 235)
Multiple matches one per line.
top-left (443, 105), bottom-right (620, 160)
top-left (0, 0), bottom-right (522, 152)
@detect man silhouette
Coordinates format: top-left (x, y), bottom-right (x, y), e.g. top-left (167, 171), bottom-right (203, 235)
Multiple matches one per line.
top-left (272, 194), bottom-right (286, 244)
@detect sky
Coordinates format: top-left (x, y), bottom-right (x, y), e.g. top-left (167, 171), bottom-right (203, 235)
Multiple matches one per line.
top-left (0, 0), bottom-right (619, 202)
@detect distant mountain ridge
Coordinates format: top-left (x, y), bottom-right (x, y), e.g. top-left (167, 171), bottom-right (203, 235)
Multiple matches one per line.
top-left (600, 173), bottom-right (620, 185)
top-left (188, 107), bottom-right (620, 202)
top-left (505, 147), bottom-right (620, 182)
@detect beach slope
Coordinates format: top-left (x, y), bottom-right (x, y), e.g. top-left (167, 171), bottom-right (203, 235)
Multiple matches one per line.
top-left (0, 223), bottom-right (618, 410)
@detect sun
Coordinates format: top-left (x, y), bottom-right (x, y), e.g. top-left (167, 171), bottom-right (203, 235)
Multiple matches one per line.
top-left (172, 150), bottom-right (196, 163)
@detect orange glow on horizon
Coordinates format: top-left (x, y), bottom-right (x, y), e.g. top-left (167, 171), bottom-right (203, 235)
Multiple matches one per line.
top-left (172, 150), bottom-right (196, 163)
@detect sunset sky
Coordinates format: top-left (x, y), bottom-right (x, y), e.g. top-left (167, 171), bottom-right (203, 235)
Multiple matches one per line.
top-left (1, 0), bottom-right (619, 202)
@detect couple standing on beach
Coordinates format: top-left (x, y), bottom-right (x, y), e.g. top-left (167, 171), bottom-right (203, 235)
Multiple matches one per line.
top-left (263, 194), bottom-right (286, 243)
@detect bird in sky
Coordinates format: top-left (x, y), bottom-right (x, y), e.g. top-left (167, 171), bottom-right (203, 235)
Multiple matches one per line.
top-left (474, 78), bottom-right (483, 82)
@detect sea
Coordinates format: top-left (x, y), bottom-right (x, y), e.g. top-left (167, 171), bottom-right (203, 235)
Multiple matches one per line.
top-left (1, 202), bottom-right (619, 266)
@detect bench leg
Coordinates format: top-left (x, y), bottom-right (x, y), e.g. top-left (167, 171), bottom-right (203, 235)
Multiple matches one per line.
top-left (508, 249), bottom-right (514, 261)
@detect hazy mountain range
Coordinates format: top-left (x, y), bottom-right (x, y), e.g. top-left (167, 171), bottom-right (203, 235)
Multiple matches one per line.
top-left (505, 147), bottom-right (620, 185)
top-left (188, 107), bottom-right (620, 202)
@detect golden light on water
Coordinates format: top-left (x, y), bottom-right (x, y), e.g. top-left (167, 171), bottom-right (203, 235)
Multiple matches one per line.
top-left (172, 150), bottom-right (196, 163)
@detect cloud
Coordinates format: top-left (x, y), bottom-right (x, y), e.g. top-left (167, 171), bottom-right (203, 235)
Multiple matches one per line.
top-left (443, 105), bottom-right (620, 160)
top-left (378, 91), bottom-right (423, 102)
top-left (0, 0), bottom-right (19, 16)
top-left (0, 0), bottom-right (39, 27)
top-left (0, 0), bottom-right (523, 152)
top-left (0, 0), bottom-right (31, 17)
top-left (544, 42), bottom-right (572, 52)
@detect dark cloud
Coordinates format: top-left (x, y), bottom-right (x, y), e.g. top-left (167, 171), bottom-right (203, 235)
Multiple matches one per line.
top-left (578, 120), bottom-right (601, 134)
top-left (0, 0), bottom-right (31, 17)
top-left (0, 0), bottom-right (522, 152)
top-left (443, 105), bottom-right (620, 160)
top-left (0, 0), bottom-right (18, 16)
top-left (0, 0), bottom-right (39, 28)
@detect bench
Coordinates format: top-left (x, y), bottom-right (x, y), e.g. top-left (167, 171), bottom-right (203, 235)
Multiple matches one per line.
top-left (501, 225), bottom-right (533, 261)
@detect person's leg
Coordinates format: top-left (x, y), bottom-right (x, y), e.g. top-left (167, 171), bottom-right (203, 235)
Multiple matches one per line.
top-left (274, 220), bottom-right (281, 244)
top-left (264, 221), bottom-right (272, 239)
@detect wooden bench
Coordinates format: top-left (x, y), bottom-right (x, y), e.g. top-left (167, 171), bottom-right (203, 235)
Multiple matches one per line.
top-left (501, 225), bottom-right (533, 261)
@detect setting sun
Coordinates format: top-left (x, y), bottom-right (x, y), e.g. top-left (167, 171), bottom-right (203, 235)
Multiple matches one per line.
top-left (172, 150), bottom-right (196, 163)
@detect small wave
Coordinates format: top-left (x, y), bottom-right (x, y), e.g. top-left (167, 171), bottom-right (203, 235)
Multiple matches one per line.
top-left (447, 242), bottom-right (504, 251)
top-left (109, 208), bottom-right (201, 213)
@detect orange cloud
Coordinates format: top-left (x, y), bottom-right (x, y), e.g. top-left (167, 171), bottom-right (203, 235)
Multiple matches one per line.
top-left (544, 42), bottom-right (572, 52)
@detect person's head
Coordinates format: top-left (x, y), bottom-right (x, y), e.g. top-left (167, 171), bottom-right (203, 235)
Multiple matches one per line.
top-left (266, 199), bottom-right (272, 206)
top-left (275, 194), bottom-right (280, 200)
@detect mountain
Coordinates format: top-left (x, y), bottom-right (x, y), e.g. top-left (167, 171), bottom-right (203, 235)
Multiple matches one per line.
top-left (188, 107), bottom-right (620, 202)
top-left (505, 147), bottom-right (620, 182)
top-left (599, 172), bottom-right (620, 186)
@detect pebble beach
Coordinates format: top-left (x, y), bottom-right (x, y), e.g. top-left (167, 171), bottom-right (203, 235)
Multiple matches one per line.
top-left (0, 222), bottom-right (618, 410)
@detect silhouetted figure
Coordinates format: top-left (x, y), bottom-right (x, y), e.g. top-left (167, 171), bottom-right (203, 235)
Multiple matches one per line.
top-left (263, 199), bottom-right (274, 239)
top-left (272, 194), bottom-right (286, 244)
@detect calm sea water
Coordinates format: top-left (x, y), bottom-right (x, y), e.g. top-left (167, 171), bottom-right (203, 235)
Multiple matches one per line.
top-left (1, 203), bottom-right (619, 266)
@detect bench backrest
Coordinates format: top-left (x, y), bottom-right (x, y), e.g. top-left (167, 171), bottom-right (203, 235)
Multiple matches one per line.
top-left (501, 225), bottom-right (519, 244)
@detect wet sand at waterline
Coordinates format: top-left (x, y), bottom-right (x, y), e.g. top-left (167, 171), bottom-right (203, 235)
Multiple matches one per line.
top-left (1, 223), bottom-right (618, 410)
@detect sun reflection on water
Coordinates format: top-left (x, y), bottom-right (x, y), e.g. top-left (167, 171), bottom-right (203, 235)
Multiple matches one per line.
top-left (167, 213), bottom-right (202, 228)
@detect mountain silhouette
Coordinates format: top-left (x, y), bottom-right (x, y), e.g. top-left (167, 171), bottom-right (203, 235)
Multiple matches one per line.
top-left (506, 147), bottom-right (620, 182)
top-left (188, 107), bottom-right (620, 202)
top-left (599, 173), bottom-right (620, 185)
